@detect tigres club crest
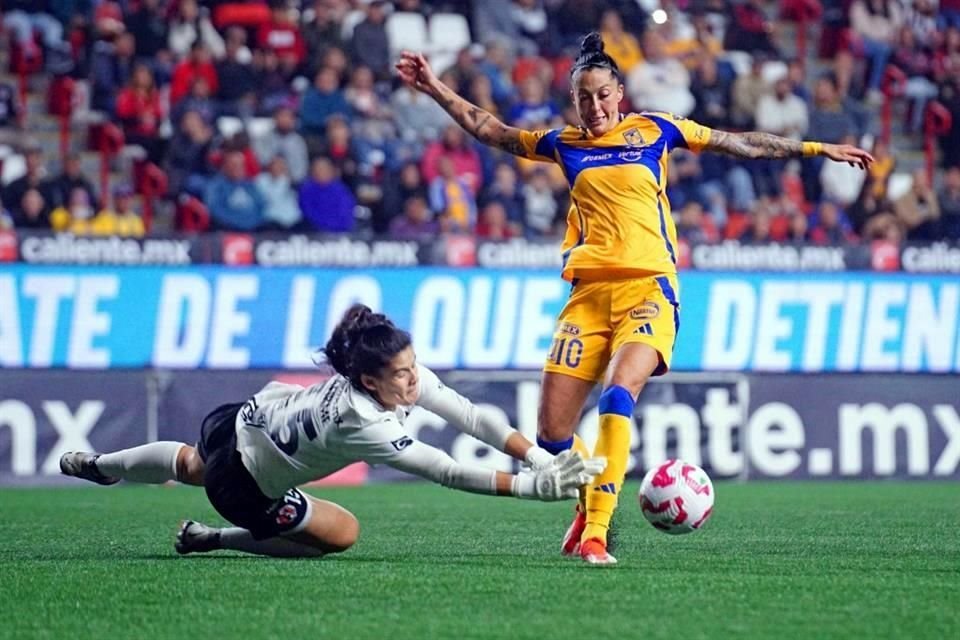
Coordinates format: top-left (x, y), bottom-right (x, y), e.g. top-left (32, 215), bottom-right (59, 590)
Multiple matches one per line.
top-left (623, 128), bottom-right (646, 147)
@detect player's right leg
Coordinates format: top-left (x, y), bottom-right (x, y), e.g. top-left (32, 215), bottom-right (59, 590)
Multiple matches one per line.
top-left (60, 442), bottom-right (201, 485)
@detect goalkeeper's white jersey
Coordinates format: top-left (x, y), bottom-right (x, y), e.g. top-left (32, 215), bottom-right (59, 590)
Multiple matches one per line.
top-left (235, 364), bottom-right (513, 498)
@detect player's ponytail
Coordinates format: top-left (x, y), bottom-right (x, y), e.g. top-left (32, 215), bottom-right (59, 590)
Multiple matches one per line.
top-left (570, 31), bottom-right (622, 82)
top-left (321, 304), bottom-right (412, 390)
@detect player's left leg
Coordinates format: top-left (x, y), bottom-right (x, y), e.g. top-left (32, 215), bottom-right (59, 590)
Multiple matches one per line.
top-left (60, 442), bottom-right (201, 485)
top-left (177, 495), bottom-right (359, 558)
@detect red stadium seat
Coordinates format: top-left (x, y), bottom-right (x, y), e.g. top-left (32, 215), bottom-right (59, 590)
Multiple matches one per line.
top-left (212, 2), bottom-right (271, 30)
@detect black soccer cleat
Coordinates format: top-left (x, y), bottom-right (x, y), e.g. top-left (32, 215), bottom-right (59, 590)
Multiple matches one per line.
top-left (175, 520), bottom-right (221, 555)
top-left (59, 452), bottom-right (120, 485)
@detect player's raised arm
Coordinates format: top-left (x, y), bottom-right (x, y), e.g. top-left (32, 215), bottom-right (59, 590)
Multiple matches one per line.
top-left (413, 365), bottom-right (556, 468)
top-left (396, 51), bottom-right (528, 157)
top-left (704, 129), bottom-right (875, 169)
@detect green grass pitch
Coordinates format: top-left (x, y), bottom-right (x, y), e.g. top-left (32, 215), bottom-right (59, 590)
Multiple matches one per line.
top-left (1, 482), bottom-right (958, 640)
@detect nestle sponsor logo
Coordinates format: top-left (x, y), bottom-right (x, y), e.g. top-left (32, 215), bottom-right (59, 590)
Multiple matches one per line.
top-left (901, 242), bottom-right (960, 273)
top-left (255, 235), bottom-right (420, 267)
top-left (477, 238), bottom-right (562, 268)
top-left (18, 233), bottom-right (192, 265)
top-left (691, 241), bottom-right (847, 271)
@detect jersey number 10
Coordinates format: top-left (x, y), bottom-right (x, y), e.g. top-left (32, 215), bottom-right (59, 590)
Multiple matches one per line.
top-left (548, 337), bottom-right (584, 368)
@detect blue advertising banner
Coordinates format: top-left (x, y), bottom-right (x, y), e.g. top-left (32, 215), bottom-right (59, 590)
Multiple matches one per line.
top-left (0, 266), bottom-right (959, 372)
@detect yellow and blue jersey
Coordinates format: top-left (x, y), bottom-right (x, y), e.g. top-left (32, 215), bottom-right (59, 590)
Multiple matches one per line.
top-left (518, 111), bottom-right (711, 283)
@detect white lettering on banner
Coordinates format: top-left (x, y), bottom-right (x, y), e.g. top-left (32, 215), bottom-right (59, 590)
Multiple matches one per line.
top-left (801, 283), bottom-right (845, 371)
top-left (23, 275), bottom-right (74, 367)
top-left (40, 401), bottom-right (103, 474)
top-left (412, 277), bottom-right (464, 369)
top-left (902, 242), bottom-right (960, 273)
top-left (67, 277), bottom-right (117, 368)
top-left (514, 278), bottom-right (565, 368)
top-left (207, 275), bottom-right (258, 368)
top-left (283, 276), bottom-right (317, 369)
top-left (755, 283), bottom-right (793, 369)
top-left (0, 400), bottom-right (36, 475)
top-left (642, 404), bottom-right (702, 470)
top-left (861, 283), bottom-right (906, 370)
top-left (701, 389), bottom-right (743, 475)
top-left (703, 280), bottom-right (756, 369)
top-left (903, 284), bottom-right (958, 372)
top-left (839, 403), bottom-right (929, 475)
top-left (746, 402), bottom-right (804, 476)
top-left (837, 282), bottom-right (865, 370)
top-left (323, 276), bottom-right (383, 349)
top-left (0, 276), bottom-right (22, 366)
top-left (932, 405), bottom-right (960, 475)
top-left (463, 277), bottom-right (519, 367)
top-left (153, 274), bottom-right (211, 367)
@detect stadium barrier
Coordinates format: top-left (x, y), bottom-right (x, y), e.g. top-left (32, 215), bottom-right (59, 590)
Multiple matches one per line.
top-left (1, 368), bottom-right (957, 484)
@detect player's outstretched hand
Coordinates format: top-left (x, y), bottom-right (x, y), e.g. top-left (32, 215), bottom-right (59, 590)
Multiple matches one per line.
top-left (395, 51), bottom-right (440, 96)
top-left (531, 450), bottom-right (607, 501)
top-left (822, 143), bottom-right (875, 170)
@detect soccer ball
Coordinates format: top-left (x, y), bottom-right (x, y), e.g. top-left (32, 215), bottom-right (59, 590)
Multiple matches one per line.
top-left (638, 459), bottom-right (714, 534)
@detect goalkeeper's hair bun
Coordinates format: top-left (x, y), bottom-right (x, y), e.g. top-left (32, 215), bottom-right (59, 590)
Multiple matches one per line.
top-left (571, 31), bottom-right (622, 82)
top-left (320, 304), bottom-right (412, 391)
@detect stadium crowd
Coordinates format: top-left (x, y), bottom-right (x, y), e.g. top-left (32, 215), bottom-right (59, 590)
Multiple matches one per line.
top-left (2, 0), bottom-right (960, 243)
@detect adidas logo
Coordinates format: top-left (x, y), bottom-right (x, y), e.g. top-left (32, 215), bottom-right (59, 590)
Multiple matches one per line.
top-left (633, 323), bottom-right (654, 336)
top-left (594, 482), bottom-right (617, 494)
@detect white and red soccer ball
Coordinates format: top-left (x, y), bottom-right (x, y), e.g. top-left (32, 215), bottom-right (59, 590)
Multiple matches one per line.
top-left (638, 460), bottom-right (715, 534)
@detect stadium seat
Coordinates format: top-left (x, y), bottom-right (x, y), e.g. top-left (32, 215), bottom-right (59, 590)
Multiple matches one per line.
top-left (341, 10), bottom-right (367, 41)
top-left (761, 61), bottom-right (788, 84)
top-left (1, 154), bottom-right (26, 185)
top-left (428, 13), bottom-right (471, 74)
top-left (721, 51), bottom-right (753, 76)
top-left (386, 12), bottom-right (429, 61)
top-left (217, 116), bottom-right (244, 139)
top-left (212, 2), bottom-right (271, 30)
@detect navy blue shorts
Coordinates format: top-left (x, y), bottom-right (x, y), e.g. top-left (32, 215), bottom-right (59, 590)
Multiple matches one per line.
top-left (197, 403), bottom-right (311, 541)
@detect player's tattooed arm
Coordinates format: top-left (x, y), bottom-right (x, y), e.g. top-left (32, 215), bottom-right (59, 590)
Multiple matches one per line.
top-left (705, 130), bottom-right (804, 159)
top-left (433, 84), bottom-right (527, 157)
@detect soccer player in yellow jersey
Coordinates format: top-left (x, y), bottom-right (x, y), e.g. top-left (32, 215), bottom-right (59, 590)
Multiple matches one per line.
top-left (397, 33), bottom-right (874, 565)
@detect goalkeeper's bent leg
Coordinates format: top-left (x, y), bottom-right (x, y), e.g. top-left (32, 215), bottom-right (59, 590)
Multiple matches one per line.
top-left (95, 442), bottom-right (187, 484)
top-left (582, 385), bottom-right (633, 544)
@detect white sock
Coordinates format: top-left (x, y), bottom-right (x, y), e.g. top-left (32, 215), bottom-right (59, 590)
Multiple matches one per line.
top-left (95, 442), bottom-right (185, 484)
top-left (218, 528), bottom-right (325, 558)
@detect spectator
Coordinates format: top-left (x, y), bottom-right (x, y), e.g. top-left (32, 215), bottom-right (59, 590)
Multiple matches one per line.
top-left (389, 195), bottom-right (440, 239)
top-left (939, 166), bottom-right (960, 240)
top-left (253, 106), bottom-right (310, 184)
top-left (89, 185), bottom-right (145, 237)
top-left (301, 67), bottom-right (351, 138)
top-left (831, 50), bottom-right (874, 138)
top-left (627, 30), bottom-right (695, 116)
top-left (257, 1), bottom-right (306, 69)
top-left (894, 168), bottom-right (942, 240)
top-left (11, 189), bottom-right (50, 230)
top-left (382, 162), bottom-right (428, 225)
top-left (300, 157), bottom-right (356, 232)
top-left (508, 77), bottom-right (559, 128)
top-left (173, 77), bottom-right (218, 129)
top-left (483, 162), bottom-right (525, 226)
top-left (0, 202), bottom-right (12, 230)
top-left (50, 187), bottom-right (97, 234)
top-left (171, 41), bottom-right (219, 106)
top-left (753, 76), bottom-right (809, 197)
top-left (90, 32), bottom-right (136, 113)
top-left (204, 151), bottom-right (266, 231)
top-left (724, 0), bottom-right (780, 56)
top-left (809, 200), bottom-right (856, 244)
top-left (429, 156), bottom-right (477, 232)
top-left (476, 37), bottom-right (516, 106)
top-left (690, 54), bottom-right (734, 129)
top-left (468, 74), bottom-right (502, 120)
top-left (866, 138), bottom-right (896, 201)
top-left (740, 206), bottom-right (774, 243)
top-left (2, 145), bottom-right (49, 221)
top-left (3, 1), bottom-right (63, 57)
top-left (351, 0), bottom-right (390, 79)
top-left (731, 55), bottom-right (771, 130)
top-left (167, 110), bottom-right (216, 198)
top-left (169, 0), bottom-right (225, 61)
top-left (44, 152), bottom-right (97, 211)
top-left (251, 49), bottom-right (296, 116)
top-left (821, 134), bottom-right (869, 206)
top-left (421, 125), bottom-right (483, 196)
top-left (862, 209), bottom-right (905, 242)
top-left (786, 211), bottom-right (811, 244)
top-left (255, 156), bottom-right (302, 230)
top-left (476, 200), bottom-right (521, 239)
top-left (303, 0), bottom-right (345, 67)
top-left (521, 169), bottom-right (558, 236)
top-left (0, 81), bottom-right (21, 130)
top-left (676, 201), bottom-right (718, 244)
top-left (509, 0), bottom-right (552, 56)
top-left (116, 64), bottom-right (165, 162)
top-left (804, 74), bottom-right (860, 202)
top-left (473, 0), bottom-right (519, 45)
top-left (892, 25), bottom-right (939, 133)
top-left (127, 0), bottom-right (168, 60)
top-left (851, 0), bottom-right (903, 101)
top-left (391, 82), bottom-right (454, 145)
top-left (321, 115), bottom-right (360, 188)
top-left (216, 27), bottom-right (256, 117)
top-left (600, 9), bottom-right (642, 75)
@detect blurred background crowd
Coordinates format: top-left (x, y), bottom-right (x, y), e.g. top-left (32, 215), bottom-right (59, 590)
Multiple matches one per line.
top-left (1, 0), bottom-right (960, 245)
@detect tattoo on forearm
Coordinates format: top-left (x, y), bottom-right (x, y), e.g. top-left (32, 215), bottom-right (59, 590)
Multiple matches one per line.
top-left (709, 130), bottom-right (804, 159)
top-left (433, 86), bottom-right (525, 156)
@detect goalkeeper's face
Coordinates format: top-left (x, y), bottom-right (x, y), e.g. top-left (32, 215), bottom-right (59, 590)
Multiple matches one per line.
top-left (571, 68), bottom-right (623, 138)
top-left (361, 346), bottom-right (420, 409)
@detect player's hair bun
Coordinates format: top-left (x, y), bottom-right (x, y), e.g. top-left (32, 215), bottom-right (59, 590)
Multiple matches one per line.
top-left (320, 304), bottom-right (411, 389)
top-left (579, 32), bottom-right (605, 57)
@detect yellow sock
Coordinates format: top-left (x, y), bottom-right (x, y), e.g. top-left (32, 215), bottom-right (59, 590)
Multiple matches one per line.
top-left (583, 387), bottom-right (633, 543)
top-left (572, 434), bottom-right (591, 510)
